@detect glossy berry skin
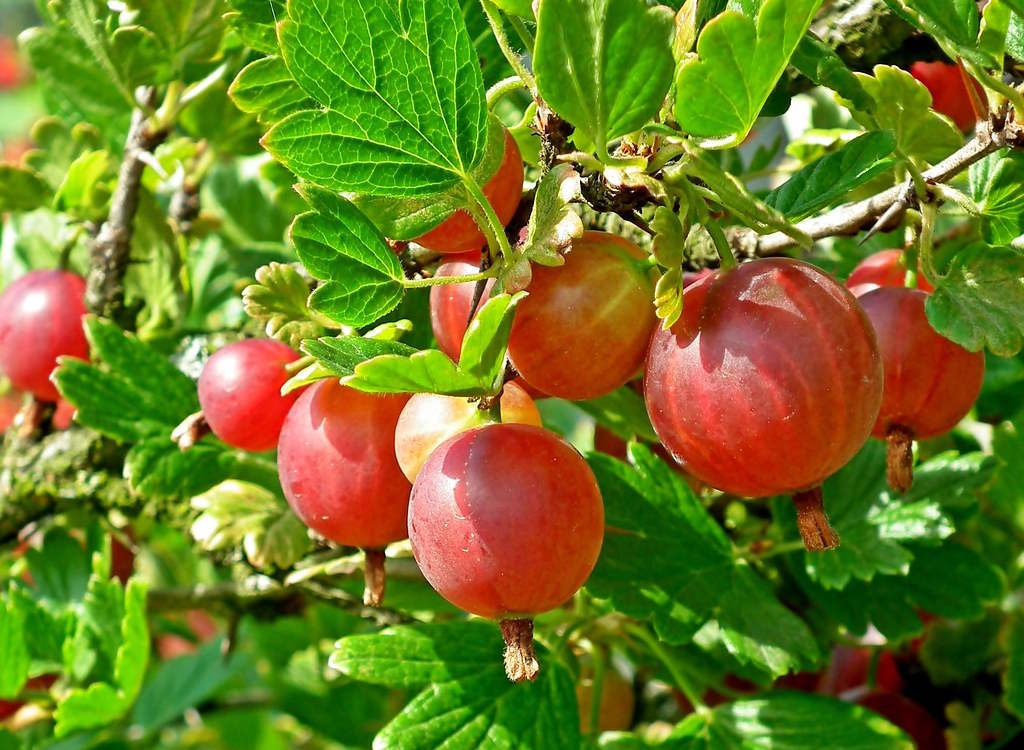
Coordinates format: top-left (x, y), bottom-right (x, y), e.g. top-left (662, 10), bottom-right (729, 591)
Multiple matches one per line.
top-left (0, 270), bottom-right (89, 402)
top-left (414, 129), bottom-right (523, 254)
top-left (910, 60), bottom-right (981, 132)
top-left (644, 259), bottom-right (883, 498)
top-left (846, 249), bottom-right (934, 296)
top-left (508, 231), bottom-right (656, 400)
top-left (198, 339), bottom-right (300, 452)
top-left (859, 287), bottom-right (984, 440)
top-left (409, 423), bottom-right (604, 619)
top-left (278, 380), bottom-right (411, 548)
top-left (394, 381), bottom-right (541, 482)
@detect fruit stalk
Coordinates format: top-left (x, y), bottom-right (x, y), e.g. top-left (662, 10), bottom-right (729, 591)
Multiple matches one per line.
top-left (886, 425), bottom-right (914, 494)
top-left (362, 548), bottom-right (387, 608)
top-left (500, 618), bottom-right (540, 683)
top-left (792, 487), bottom-right (840, 552)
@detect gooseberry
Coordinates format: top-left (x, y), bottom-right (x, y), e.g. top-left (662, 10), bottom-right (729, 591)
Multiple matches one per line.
top-left (413, 129), bottom-right (523, 254)
top-left (429, 252), bottom-right (493, 360)
top-left (858, 287), bottom-right (984, 492)
top-left (394, 381), bottom-right (541, 482)
top-left (846, 249), bottom-right (934, 296)
top-left (408, 423), bottom-right (604, 681)
top-left (644, 259), bottom-right (883, 550)
top-left (0, 270), bottom-right (89, 402)
top-left (277, 379), bottom-right (411, 605)
top-left (910, 60), bottom-right (982, 132)
top-left (507, 230), bottom-right (656, 400)
top-left (197, 339), bottom-right (300, 452)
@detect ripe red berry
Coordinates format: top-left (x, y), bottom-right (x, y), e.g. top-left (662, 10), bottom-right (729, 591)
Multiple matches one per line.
top-left (507, 231), bottom-right (656, 400)
top-left (197, 339), bottom-right (300, 452)
top-left (846, 249), bottom-right (934, 296)
top-left (429, 252), bottom-right (493, 360)
top-left (910, 60), bottom-right (983, 132)
top-left (409, 423), bottom-right (604, 680)
top-left (856, 691), bottom-right (947, 750)
top-left (277, 380), bottom-right (411, 605)
top-left (0, 270), bottom-right (89, 402)
top-left (414, 129), bottom-right (524, 254)
top-left (644, 259), bottom-right (883, 550)
top-left (394, 381), bottom-right (542, 482)
top-left (858, 287), bottom-right (984, 492)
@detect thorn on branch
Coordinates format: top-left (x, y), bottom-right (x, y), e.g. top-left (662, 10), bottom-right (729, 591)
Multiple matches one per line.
top-left (171, 411), bottom-right (211, 451)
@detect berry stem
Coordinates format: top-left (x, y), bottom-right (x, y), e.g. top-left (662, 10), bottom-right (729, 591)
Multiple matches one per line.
top-left (792, 487), bottom-right (840, 552)
top-left (171, 410), bottom-right (211, 451)
top-left (500, 618), bottom-right (540, 683)
top-left (362, 548), bottom-right (387, 607)
top-left (463, 177), bottom-right (515, 263)
top-left (402, 266), bottom-right (500, 289)
top-left (886, 424), bottom-right (915, 494)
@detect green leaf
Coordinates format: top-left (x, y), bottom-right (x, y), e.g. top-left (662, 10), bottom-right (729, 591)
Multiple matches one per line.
top-left (24, 527), bottom-right (92, 608)
top-left (795, 542), bottom-right (1004, 641)
top-left (266, 0), bottom-right (487, 196)
top-left (673, 0), bottom-right (824, 144)
top-left (969, 149), bottom-right (1024, 245)
top-left (19, 26), bottom-right (132, 147)
top-left (926, 245), bottom-right (1024, 356)
top-left (242, 262), bottom-right (326, 350)
top-left (53, 318), bottom-right (199, 442)
top-left (229, 56), bottom-right (313, 127)
top-left (330, 621), bottom-right (580, 750)
top-left (791, 444), bottom-right (993, 590)
top-left (843, 65), bottom-right (963, 164)
top-left (54, 580), bottom-right (148, 737)
top-left (303, 293), bottom-right (525, 396)
top-left (52, 150), bottom-right (112, 220)
top-left (518, 164), bottom-right (584, 267)
top-left (790, 35), bottom-right (874, 113)
top-left (885, 0), bottom-right (983, 65)
top-left (191, 480), bottom-right (311, 571)
top-left (672, 692), bottom-right (912, 749)
top-left (124, 0), bottom-right (226, 69)
top-left (131, 639), bottom-right (239, 733)
top-left (534, 0), bottom-right (675, 155)
top-left (0, 595), bottom-right (29, 699)
top-left (351, 115), bottom-right (507, 240)
top-left (919, 614), bottom-right (1001, 684)
top-left (125, 437), bottom-right (280, 499)
top-left (1005, 614), bottom-right (1024, 720)
top-left (0, 165), bottom-right (52, 213)
top-left (224, 0), bottom-right (284, 54)
top-left (764, 132), bottom-right (896, 220)
top-left (576, 386), bottom-right (659, 443)
top-left (290, 187), bottom-right (406, 327)
top-left (586, 445), bottom-right (818, 676)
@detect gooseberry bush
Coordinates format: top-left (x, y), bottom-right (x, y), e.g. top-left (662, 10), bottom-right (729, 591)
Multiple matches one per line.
top-left (1, 0), bottom-right (1024, 747)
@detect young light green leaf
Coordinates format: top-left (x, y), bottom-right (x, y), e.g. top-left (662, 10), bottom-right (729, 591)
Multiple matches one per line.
top-left (456, 292), bottom-right (527, 387)
top-left (790, 35), bottom-right (874, 113)
top-left (765, 131), bottom-right (896, 220)
top-left (0, 165), bottom-right (52, 213)
top-left (330, 621), bottom-right (580, 750)
top-left (534, 0), bottom-right (674, 155)
top-left (671, 692), bottom-right (913, 749)
top-left (586, 445), bottom-right (818, 676)
top-left (52, 150), bottom-right (112, 220)
top-left (224, 0), bottom-right (284, 54)
top-left (654, 267), bottom-right (684, 329)
top-left (674, 0), bottom-right (824, 145)
top-left (926, 245), bottom-right (1024, 356)
top-left (651, 206), bottom-right (684, 269)
top-left (290, 187), bottom-right (405, 327)
top-left (969, 149), bottom-right (1024, 245)
top-left (519, 163), bottom-right (583, 266)
top-left (0, 596), bottom-right (29, 699)
top-left (242, 262), bottom-right (326, 350)
top-left (266, 0), bottom-right (487, 197)
top-left (843, 66), bottom-right (963, 164)
top-left (229, 56), bottom-right (313, 127)
top-left (124, 0), bottom-right (226, 69)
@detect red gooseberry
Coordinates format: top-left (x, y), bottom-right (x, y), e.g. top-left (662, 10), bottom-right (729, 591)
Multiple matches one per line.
top-left (507, 230), bottom-right (656, 400)
top-left (644, 259), bottom-right (883, 550)
top-left (910, 60), bottom-right (983, 132)
top-left (277, 379), bottom-right (411, 605)
top-left (0, 270), bottom-right (89, 402)
top-left (408, 423), bottom-right (604, 681)
top-left (414, 128), bottom-right (524, 254)
top-left (394, 381), bottom-right (541, 482)
top-left (429, 252), bottom-right (493, 361)
top-left (858, 287), bottom-right (984, 492)
top-left (846, 249), bottom-right (934, 296)
top-left (197, 339), bottom-right (301, 452)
